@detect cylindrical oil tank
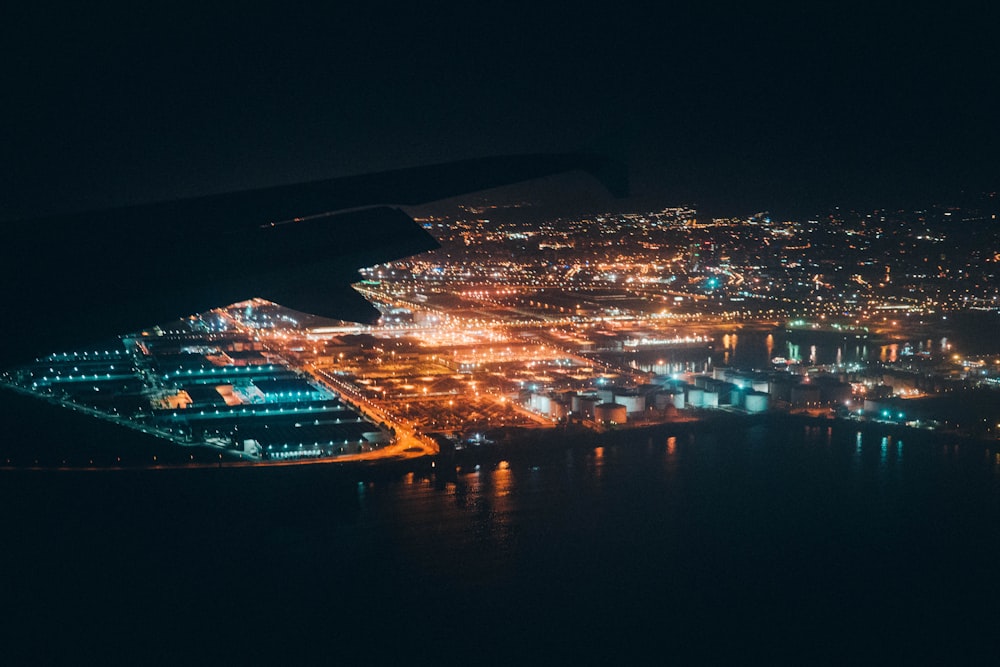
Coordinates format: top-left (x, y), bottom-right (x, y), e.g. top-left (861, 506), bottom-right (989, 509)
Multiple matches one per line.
top-left (594, 402), bottom-right (627, 424)
top-left (614, 393), bottom-right (645, 413)
top-left (744, 391), bottom-right (769, 413)
top-left (687, 388), bottom-right (704, 407)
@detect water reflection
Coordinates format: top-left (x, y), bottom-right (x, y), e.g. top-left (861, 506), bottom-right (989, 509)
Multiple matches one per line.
top-left (591, 446), bottom-right (605, 481)
top-left (358, 420), bottom-right (999, 606)
top-left (450, 464), bottom-right (517, 550)
top-left (879, 344), bottom-right (899, 363)
top-left (454, 476), bottom-right (469, 508)
top-left (723, 333), bottom-right (738, 365)
top-left (685, 329), bottom-right (897, 369)
top-left (493, 460), bottom-right (513, 498)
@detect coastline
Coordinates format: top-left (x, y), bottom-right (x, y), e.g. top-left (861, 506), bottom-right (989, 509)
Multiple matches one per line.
top-left (4, 378), bottom-right (996, 476)
top-left (440, 410), bottom-right (1000, 469)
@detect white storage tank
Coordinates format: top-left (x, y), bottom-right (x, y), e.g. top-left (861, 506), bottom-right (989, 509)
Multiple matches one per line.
top-left (530, 393), bottom-right (551, 414)
top-left (577, 396), bottom-right (600, 419)
top-left (730, 388), bottom-right (745, 408)
top-left (614, 393), bottom-right (646, 414)
top-left (653, 392), bottom-right (673, 410)
top-left (744, 391), bottom-right (769, 413)
top-left (594, 402), bottom-right (627, 424)
top-left (687, 388), bottom-right (704, 407)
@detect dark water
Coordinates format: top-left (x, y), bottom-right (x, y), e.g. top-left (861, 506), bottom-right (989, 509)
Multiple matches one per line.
top-left (711, 311), bottom-right (998, 371)
top-left (628, 331), bottom-right (904, 374)
top-left (627, 328), bottom-right (923, 374)
top-left (3, 421), bottom-right (1000, 662)
top-left (722, 329), bottom-right (897, 368)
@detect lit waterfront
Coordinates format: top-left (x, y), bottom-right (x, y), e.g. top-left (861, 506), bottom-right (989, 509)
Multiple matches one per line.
top-left (3, 197), bottom-right (1000, 466)
top-left (4, 293), bottom-right (998, 469)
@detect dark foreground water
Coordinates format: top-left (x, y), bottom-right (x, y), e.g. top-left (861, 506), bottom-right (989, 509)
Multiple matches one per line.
top-left (3, 420), bottom-right (1000, 663)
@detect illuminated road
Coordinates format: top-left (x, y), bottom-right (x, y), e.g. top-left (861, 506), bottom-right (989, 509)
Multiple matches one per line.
top-left (0, 368), bottom-right (437, 472)
top-left (306, 365), bottom-right (439, 459)
top-left (215, 306), bottom-right (438, 462)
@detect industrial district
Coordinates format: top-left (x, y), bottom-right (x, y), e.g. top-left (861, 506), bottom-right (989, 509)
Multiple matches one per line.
top-left (3, 194), bottom-right (1000, 465)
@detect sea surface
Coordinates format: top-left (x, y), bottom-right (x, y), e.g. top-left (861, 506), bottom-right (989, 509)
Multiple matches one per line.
top-left (627, 311), bottom-right (1000, 373)
top-left (3, 414), bottom-right (1000, 663)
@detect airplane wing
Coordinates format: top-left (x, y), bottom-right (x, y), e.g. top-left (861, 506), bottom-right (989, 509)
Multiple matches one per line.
top-left (0, 153), bottom-right (625, 367)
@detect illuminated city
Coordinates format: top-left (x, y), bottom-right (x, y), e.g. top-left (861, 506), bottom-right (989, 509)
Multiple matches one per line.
top-left (4, 5), bottom-right (1000, 662)
top-left (4, 195), bottom-right (999, 467)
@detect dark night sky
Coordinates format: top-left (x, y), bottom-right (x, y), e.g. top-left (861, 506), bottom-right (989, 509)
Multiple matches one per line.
top-left (1, 3), bottom-right (997, 220)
